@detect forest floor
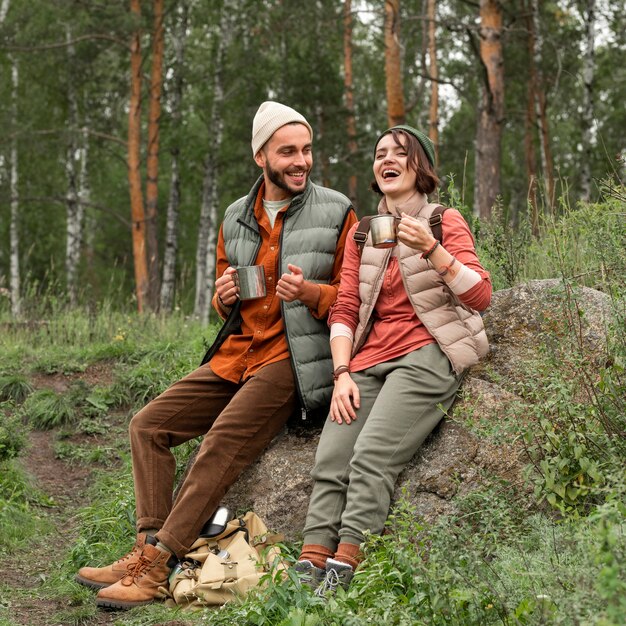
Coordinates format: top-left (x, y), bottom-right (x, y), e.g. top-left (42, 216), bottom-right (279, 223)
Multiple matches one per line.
top-left (0, 429), bottom-right (122, 626)
top-left (0, 368), bottom-right (188, 626)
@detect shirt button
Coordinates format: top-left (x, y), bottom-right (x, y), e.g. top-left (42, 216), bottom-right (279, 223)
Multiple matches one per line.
top-left (257, 330), bottom-right (262, 334)
top-left (249, 349), bottom-right (254, 353)
top-left (264, 305), bottom-right (268, 309)
top-left (268, 276), bottom-right (273, 281)
top-left (270, 246), bottom-right (275, 251)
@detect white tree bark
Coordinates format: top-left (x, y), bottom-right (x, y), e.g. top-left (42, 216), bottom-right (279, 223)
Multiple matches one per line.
top-left (65, 25), bottom-right (84, 306)
top-left (160, 2), bottom-right (188, 312)
top-left (2, 0), bottom-right (20, 317)
top-left (580, 0), bottom-right (596, 202)
top-left (9, 57), bottom-right (20, 318)
top-left (194, 9), bottom-right (230, 324)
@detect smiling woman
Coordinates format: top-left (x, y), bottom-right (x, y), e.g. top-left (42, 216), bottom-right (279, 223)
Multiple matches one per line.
top-left (295, 124), bottom-right (492, 595)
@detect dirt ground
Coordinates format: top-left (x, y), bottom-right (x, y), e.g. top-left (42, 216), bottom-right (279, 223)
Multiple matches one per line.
top-left (0, 429), bottom-right (123, 626)
top-left (0, 368), bottom-right (189, 626)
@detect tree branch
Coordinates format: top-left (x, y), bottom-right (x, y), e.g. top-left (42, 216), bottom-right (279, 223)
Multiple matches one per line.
top-left (1, 33), bottom-right (128, 52)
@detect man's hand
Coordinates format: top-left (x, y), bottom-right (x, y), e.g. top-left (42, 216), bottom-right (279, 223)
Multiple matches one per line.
top-left (215, 267), bottom-right (238, 307)
top-left (276, 264), bottom-right (320, 307)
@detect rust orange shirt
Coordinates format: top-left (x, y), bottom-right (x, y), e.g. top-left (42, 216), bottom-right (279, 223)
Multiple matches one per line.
top-left (210, 183), bottom-right (356, 383)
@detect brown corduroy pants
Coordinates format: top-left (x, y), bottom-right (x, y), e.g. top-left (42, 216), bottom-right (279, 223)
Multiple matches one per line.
top-left (128, 358), bottom-right (296, 558)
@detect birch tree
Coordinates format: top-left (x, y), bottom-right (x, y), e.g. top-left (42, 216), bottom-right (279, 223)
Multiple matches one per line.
top-left (194, 8), bottom-right (230, 324)
top-left (64, 25), bottom-right (85, 306)
top-left (2, 0), bottom-right (21, 317)
top-left (385, 0), bottom-right (406, 126)
top-left (474, 0), bottom-right (504, 220)
top-left (160, 1), bottom-right (188, 313)
top-left (580, 0), bottom-right (596, 201)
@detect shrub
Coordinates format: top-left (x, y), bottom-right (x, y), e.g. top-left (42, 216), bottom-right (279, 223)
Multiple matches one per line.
top-left (0, 374), bottom-right (34, 404)
top-left (0, 405), bottom-right (29, 461)
top-left (20, 388), bottom-right (77, 429)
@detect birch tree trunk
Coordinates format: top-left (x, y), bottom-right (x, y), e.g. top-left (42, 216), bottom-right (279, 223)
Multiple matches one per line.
top-left (1, 0), bottom-right (20, 317)
top-left (343, 0), bottom-right (358, 206)
top-left (427, 0), bottom-right (439, 165)
top-left (194, 10), bottom-right (230, 324)
top-left (9, 57), bottom-right (20, 317)
top-left (160, 1), bottom-right (188, 313)
top-left (384, 0), bottom-right (406, 127)
top-left (474, 0), bottom-right (504, 220)
top-left (65, 26), bottom-right (83, 306)
top-left (531, 0), bottom-right (555, 211)
top-left (145, 0), bottom-right (165, 309)
top-left (580, 0), bottom-right (596, 202)
top-left (128, 0), bottom-right (149, 313)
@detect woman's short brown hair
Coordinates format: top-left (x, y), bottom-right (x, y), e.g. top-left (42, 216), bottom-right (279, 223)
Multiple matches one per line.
top-left (370, 129), bottom-right (439, 195)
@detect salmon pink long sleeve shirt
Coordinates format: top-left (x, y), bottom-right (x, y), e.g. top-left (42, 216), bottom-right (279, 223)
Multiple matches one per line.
top-left (329, 208), bottom-right (491, 373)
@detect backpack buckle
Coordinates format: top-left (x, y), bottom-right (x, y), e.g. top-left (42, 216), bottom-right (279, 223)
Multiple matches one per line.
top-left (429, 214), bottom-right (443, 227)
top-left (353, 231), bottom-right (368, 244)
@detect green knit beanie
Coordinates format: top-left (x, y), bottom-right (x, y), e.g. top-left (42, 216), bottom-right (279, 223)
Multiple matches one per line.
top-left (374, 124), bottom-right (436, 167)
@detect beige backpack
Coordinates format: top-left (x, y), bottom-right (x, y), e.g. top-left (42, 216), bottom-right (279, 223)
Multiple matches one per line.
top-left (163, 511), bottom-right (286, 609)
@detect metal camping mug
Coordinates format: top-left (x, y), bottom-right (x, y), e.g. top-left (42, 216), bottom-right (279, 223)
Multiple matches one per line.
top-left (370, 214), bottom-right (401, 248)
top-left (233, 265), bottom-right (267, 300)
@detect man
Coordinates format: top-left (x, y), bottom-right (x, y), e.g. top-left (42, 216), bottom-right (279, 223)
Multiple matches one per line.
top-left (75, 101), bottom-right (356, 610)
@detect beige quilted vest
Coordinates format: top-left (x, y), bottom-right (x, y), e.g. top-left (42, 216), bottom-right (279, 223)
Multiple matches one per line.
top-left (352, 200), bottom-right (489, 374)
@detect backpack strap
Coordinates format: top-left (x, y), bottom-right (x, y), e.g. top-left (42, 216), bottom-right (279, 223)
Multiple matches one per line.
top-left (353, 206), bottom-right (450, 257)
top-left (428, 205), bottom-right (449, 245)
top-left (352, 215), bottom-right (374, 256)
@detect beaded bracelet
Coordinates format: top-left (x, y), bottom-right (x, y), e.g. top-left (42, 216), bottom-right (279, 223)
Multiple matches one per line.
top-left (333, 365), bottom-right (351, 381)
top-left (421, 240), bottom-right (440, 260)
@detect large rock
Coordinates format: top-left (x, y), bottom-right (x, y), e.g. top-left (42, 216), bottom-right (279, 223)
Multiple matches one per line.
top-left (222, 279), bottom-right (612, 539)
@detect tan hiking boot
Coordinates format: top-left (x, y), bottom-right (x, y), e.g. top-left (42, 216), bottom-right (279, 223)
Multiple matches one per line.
top-left (75, 533), bottom-right (148, 590)
top-left (95, 543), bottom-right (174, 610)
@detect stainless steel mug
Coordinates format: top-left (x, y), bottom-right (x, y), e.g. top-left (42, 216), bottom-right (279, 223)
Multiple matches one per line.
top-left (370, 214), bottom-right (400, 248)
top-left (233, 265), bottom-right (267, 300)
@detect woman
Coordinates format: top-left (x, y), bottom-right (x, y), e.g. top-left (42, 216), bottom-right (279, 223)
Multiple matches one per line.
top-left (295, 125), bottom-right (492, 594)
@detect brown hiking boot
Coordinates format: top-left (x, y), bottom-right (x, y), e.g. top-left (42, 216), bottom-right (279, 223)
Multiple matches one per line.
top-left (95, 543), bottom-right (174, 610)
top-left (75, 533), bottom-right (149, 590)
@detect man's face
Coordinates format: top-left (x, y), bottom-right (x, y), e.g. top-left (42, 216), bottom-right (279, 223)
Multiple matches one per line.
top-left (255, 123), bottom-right (313, 201)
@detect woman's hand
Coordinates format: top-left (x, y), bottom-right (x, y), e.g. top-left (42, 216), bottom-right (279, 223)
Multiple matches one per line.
top-left (397, 212), bottom-right (437, 253)
top-left (330, 373), bottom-right (360, 425)
top-left (215, 267), bottom-right (238, 307)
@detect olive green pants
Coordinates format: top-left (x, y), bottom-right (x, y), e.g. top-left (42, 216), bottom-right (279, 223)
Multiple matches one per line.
top-left (303, 343), bottom-right (460, 550)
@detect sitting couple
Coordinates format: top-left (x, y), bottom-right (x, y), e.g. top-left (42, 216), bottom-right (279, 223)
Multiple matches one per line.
top-left (75, 102), bottom-right (491, 609)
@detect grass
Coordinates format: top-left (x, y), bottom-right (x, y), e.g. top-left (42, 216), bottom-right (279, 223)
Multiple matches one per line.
top-left (0, 187), bottom-right (624, 624)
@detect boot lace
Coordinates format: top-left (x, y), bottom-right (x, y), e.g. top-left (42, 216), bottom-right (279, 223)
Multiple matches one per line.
top-left (123, 553), bottom-right (154, 583)
top-left (314, 567), bottom-right (340, 597)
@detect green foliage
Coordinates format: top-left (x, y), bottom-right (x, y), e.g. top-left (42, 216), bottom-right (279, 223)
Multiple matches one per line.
top-left (0, 374), bottom-right (33, 404)
top-left (477, 199), bottom-right (532, 290)
top-left (0, 462), bottom-right (47, 555)
top-left (515, 282), bottom-right (626, 514)
top-left (20, 388), bottom-right (77, 430)
top-left (66, 460), bottom-right (136, 571)
top-left (0, 405), bottom-right (28, 461)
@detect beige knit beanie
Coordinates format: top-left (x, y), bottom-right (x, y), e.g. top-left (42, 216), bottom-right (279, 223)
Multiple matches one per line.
top-left (251, 101), bottom-right (313, 155)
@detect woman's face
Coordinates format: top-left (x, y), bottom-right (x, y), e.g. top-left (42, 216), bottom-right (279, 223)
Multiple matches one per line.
top-left (373, 133), bottom-right (418, 201)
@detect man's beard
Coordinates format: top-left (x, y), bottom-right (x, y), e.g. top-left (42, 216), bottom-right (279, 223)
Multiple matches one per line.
top-left (266, 162), bottom-right (308, 196)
